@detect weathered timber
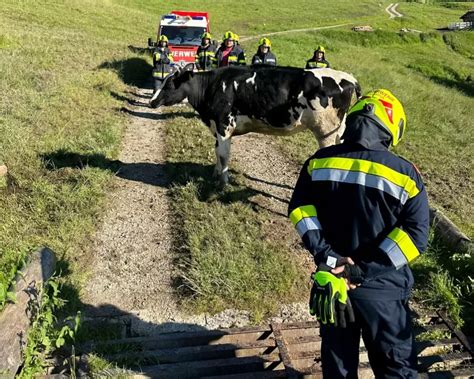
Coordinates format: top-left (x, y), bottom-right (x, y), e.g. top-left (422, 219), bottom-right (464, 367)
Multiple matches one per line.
top-left (430, 208), bottom-right (473, 254)
top-left (271, 323), bottom-right (300, 379)
top-left (0, 247), bottom-right (56, 378)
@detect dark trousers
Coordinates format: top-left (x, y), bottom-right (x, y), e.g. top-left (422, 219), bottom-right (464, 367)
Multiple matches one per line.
top-left (320, 297), bottom-right (417, 378)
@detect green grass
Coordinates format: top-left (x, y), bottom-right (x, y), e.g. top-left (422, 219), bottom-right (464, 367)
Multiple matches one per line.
top-left (0, 0), bottom-right (473, 352)
top-left (268, 18), bottom-right (473, 237)
top-left (164, 111), bottom-right (307, 320)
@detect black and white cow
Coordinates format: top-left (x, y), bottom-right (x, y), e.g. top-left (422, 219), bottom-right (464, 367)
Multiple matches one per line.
top-left (150, 65), bottom-right (360, 184)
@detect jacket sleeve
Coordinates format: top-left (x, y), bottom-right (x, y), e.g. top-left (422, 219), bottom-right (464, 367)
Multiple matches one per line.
top-left (238, 50), bottom-right (246, 65)
top-left (356, 180), bottom-right (430, 279)
top-left (305, 60), bottom-right (311, 69)
top-left (288, 159), bottom-right (344, 269)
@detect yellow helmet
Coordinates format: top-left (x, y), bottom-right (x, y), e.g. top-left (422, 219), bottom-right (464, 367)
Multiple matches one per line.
top-left (259, 37), bottom-right (271, 48)
top-left (201, 32), bottom-right (212, 40)
top-left (159, 35), bottom-right (169, 43)
top-left (348, 89), bottom-right (407, 146)
top-left (233, 33), bottom-right (239, 42)
top-left (315, 45), bottom-right (325, 53)
top-left (223, 31), bottom-right (234, 41)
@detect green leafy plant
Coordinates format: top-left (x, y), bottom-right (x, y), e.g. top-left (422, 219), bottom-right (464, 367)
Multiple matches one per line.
top-left (18, 275), bottom-right (80, 378)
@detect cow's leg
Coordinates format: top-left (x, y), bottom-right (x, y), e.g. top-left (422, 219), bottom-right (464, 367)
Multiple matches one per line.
top-left (215, 132), bottom-right (232, 185)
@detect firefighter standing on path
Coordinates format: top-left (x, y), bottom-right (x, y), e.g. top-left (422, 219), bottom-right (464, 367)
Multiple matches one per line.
top-left (306, 45), bottom-right (330, 69)
top-left (152, 35), bottom-right (174, 91)
top-left (288, 89), bottom-right (429, 378)
top-left (215, 31), bottom-right (246, 67)
top-left (195, 32), bottom-right (216, 71)
top-left (251, 37), bottom-right (277, 66)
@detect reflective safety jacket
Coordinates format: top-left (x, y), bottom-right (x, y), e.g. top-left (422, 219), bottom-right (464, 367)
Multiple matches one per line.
top-left (305, 58), bottom-right (330, 69)
top-left (195, 44), bottom-right (217, 71)
top-left (288, 141), bottom-right (429, 300)
top-left (153, 47), bottom-right (174, 79)
top-left (215, 44), bottom-right (246, 67)
top-left (251, 51), bottom-right (277, 66)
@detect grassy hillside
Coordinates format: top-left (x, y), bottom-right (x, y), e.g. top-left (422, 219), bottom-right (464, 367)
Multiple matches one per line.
top-left (0, 0), bottom-right (472, 328)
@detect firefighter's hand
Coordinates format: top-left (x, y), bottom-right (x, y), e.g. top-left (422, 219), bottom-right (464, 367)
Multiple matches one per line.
top-left (309, 271), bottom-right (355, 328)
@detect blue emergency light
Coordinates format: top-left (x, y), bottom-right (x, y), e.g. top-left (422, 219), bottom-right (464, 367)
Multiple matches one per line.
top-left (192, 16), bottom-right (204, 20)
top-left (163, 15), bottom-right (176, 19)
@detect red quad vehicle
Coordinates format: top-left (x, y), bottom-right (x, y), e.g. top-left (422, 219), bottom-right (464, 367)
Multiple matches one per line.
top-left (148, 11), bottom-right (212, 68)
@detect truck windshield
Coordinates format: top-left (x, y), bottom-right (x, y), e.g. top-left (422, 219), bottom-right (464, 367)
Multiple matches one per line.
top-left (161, 26), bottom-right (206, 46)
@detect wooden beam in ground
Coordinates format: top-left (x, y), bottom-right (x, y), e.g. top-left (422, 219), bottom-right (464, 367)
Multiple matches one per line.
top-left (0, 247), bottom-right (56, 378)
top-left (271, 323), bottom-right (300, 379)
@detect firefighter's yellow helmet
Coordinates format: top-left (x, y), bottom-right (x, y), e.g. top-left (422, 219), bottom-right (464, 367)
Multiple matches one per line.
top-left (348, 89), bottom-right (407, 146)
top-left (259, 37), bottom-right (271, 48)
top-left (159, 35), bottom-right (169, 43)
top-left (223, 31), bottom-right (234, 41)
top-left (201, 32), bottom-right (212, 40)
top-left (315, 45), bottom-right (325, 53)
top-left (233, 33), bottom-right (239, 42)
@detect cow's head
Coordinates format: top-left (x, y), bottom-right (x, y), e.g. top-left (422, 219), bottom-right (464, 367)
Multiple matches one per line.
top-left (149, 64), bottom-right (195, 108)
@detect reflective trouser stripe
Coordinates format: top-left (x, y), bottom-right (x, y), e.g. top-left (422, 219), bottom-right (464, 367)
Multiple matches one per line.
top-left (379, 227), bottom-right (420, 269)
top-left (289, 205), bottom-right (321, 237)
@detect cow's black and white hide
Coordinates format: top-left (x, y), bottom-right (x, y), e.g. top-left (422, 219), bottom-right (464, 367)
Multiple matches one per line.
top-left (150, 65), bottom-right (361, 184)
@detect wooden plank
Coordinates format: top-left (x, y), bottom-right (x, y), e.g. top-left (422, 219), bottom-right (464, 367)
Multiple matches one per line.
top-left (271, 323), bottom-right (299, 379)
top-left (78, 326), bottom-right (275, 353)
top-left (202, 370), bottom-right (287, 379)
top-left (123, 354), bottom-right (282, 378)
top-left (418, 352), bottom-right (472, 372)
top-left (430, 208), bottom-right (473, 254)
top-left (102, 339), bottom-right (278, 363)
top-left (0, 247), bottom-right (56, 378)
top-left (437, 310), bottom-right (474, 357)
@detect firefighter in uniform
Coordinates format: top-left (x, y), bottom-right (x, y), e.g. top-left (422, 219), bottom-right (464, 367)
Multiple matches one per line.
top-left (288, 89), bottom-right (429, 378)
top-left (152, 35), bottom-right (174, 91)
top-left (306, 45), bottom-right (330, 69)
top-left (195, 32), bottom-right (216, 71)
top-left (215, 31), bottom-right (246, 67)
top-left (251, 37), bottom-right (277, 66)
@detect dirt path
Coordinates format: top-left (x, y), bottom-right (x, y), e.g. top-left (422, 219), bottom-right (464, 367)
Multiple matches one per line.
top-left (240, 23), bottom-right (351, 42)
top-left (82, 91), bottom-right (312, 333)
top-left (232, 134), bottom-right (313, 274)
top-left (385, 3), bottom-right (403, 19)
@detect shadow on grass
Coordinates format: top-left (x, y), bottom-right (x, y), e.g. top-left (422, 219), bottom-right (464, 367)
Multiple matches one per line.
top-left (120, 107), bottom-right (197, 121)
top-left (97, 57), bottom-right (153, 89)
top-left (428, 75), bottom-right (474, 98)
top-left (40, 151), bottom-right (286, 216)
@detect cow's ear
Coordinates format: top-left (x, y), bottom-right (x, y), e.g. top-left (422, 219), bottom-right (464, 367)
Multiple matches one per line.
top-left (174, 70), bottom-right (195, 88)
top-left (183, 63), bottom-right (195, 72)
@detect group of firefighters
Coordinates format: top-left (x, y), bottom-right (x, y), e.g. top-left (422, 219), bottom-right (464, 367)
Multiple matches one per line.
top-left (151, 30), bottom-right (330, 87)
top-left (151, 30), bottom-right (431, 379)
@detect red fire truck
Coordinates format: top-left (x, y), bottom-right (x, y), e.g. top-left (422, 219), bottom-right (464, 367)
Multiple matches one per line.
top-left (148, 11), bottom-right (211, 67)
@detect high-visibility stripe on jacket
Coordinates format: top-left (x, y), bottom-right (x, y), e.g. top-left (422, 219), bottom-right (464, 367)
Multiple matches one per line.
top-left (305, 59), bottom-right (330, 69)
top-left (288, 143), bottom-right (429, 298)
top-left (251, 51), bottom-right (277, 66)
top-left (215, 44), bottom-right (246, 67)
top-left (195, 44), bottom-right (217, 71)
top-left (153, 47), bottom-right (174, 77)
